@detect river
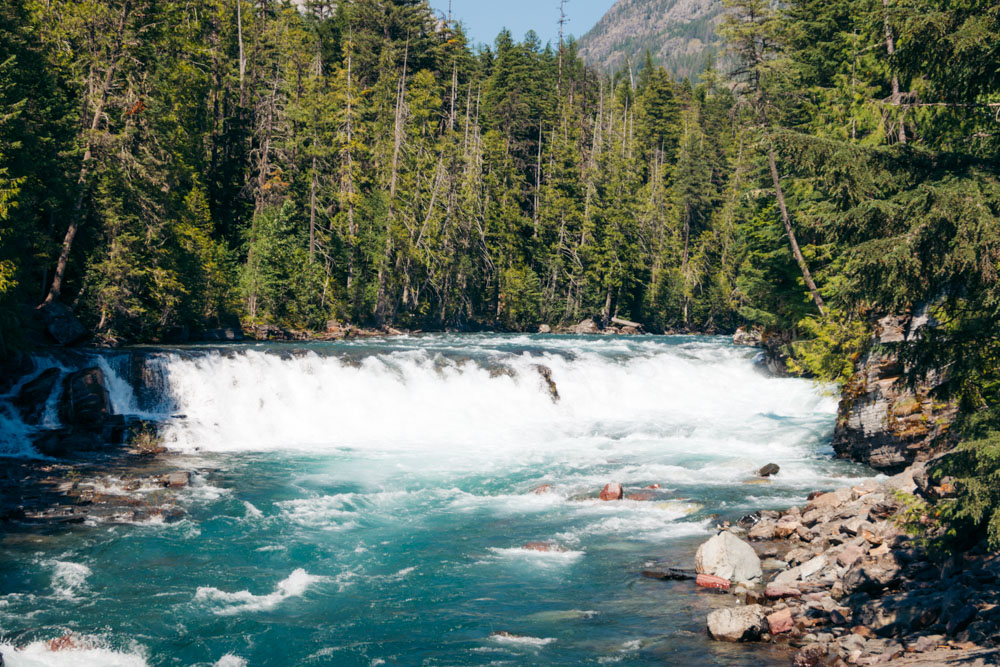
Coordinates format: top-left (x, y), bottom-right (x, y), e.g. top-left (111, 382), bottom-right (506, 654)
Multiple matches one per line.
top-left (0, 334), bottom-right (873, 665)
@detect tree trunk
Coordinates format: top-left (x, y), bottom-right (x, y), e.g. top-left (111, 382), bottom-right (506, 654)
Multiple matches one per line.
top-left (43, 4), bottom-right (129, 306)
top-left (767, 147), bottom-right (826, 317)
top-left (309, 154), bottom-right (317, 262)
top-left (882, 0), bottom-right (906, 144)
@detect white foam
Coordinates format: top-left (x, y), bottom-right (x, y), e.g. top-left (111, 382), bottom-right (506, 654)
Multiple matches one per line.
top-left (489, 634), bottom-right (556, 647)
top-left (486, 547), bottom-right (585, 563)
top-left (214, 655), bottom-right (248, 667)
top-left (0, 638), bottom-right (148, 667)
top-left (194, 568), bottom-right (326, 616)
top-left (242, 501), bottom-right (264, 519)
top-left (147, 342), bottom-right (837, 473)
top-left (50, 561), bottom-right (92, 600)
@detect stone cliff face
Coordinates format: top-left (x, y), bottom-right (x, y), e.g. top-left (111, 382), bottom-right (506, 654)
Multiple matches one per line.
top-left (832, 314), bottom-right (958, 472)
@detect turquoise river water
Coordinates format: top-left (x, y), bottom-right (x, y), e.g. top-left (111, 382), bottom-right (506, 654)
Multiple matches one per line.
top-left (0, 334), bottom-right (874, 665)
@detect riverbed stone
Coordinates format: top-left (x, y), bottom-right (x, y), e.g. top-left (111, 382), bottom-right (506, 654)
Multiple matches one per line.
top-left (695, 531), bottom-right (763, 583)
top-left (707, 604), bottom-right (768, 642)
top-left (768, 607), bottom-right (795, 634)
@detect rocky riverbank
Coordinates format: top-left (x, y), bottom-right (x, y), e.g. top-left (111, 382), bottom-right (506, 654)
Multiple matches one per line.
top-left (686, 465), bottom-right (1000, 665)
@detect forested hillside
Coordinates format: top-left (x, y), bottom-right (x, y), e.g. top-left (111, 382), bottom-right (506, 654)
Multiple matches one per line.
top-left (577, 0), bottom-right (724, 80)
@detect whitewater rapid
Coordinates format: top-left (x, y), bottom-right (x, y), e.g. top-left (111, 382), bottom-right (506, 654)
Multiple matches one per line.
top-left (0, 334), bottom-right (871, 665)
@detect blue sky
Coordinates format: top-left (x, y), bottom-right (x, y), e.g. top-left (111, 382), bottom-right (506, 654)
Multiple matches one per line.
top-left (427, 0), bottom-right (616, 49)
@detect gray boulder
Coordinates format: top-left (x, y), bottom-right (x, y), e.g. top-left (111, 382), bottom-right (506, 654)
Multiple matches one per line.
top-left (843, 553), bottom-right (901, 596)
top-left (695, 531), bottom-right (763, 583)
top-left (707, 604), bottom-right (768, 642)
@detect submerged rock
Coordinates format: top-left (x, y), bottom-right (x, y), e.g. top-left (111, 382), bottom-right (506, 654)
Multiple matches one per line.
top-left (522, 541), bottom-right (566, 552)
top-left (162, 471), bottom-right (190, 489)
top-left (707, 604), bottom-right (767, 642)
top-left (695, 531), bottom-right (763, 583)
top-left (642, 566), bottom-right (695, 581)
top-left (531, 484), bottom-right (553, 495)
top-left (535, 365), bottom-right (560, 403)
top-left (599, 482), bottom-right (623, 501)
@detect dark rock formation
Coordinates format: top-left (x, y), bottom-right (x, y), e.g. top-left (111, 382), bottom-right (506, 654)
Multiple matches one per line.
top-left (14, 367), bottom-right (60, 424)
top-left (58, 367), bottom-right (111, 428)
top-left (833, 314), bottom-right (958, 472)
top-left (201, 326), bottom-right (244, 342)
top-left (642, 566), bottom-right (696, 581)
top-left (36, 301), bottom-right (88, 346)
top-left (758, 463), bottom-right (780, 477)
top-left (535, 365), bottom-right (560, 403)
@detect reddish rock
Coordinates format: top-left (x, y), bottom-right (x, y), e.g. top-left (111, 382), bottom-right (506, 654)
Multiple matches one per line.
top-left (599, 482), bottom-right (624, 501)
top-left (646, 483), bottom-right (661, 489)
top-left (531, 484), bottom-right (553, 495)
top-left (48, 635), bottom-right (77, 651)
top-left (627, 492), bottom-right (655, 501)
top-left (696, 574), bottom-right (731, 590)
top-left (765, 583), bottom-right (802, 599)
top-left (851, 625), bottom-right (875, 639)
top-left (768, 608), bottom-right (795, 634)
top-left (522, 541), bottom-right (565, 552)
top-left (837, 544), bottom-right (865, 568)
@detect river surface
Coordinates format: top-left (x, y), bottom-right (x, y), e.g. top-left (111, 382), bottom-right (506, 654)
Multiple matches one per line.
top-left (0, 334), bottom-right (873, 665)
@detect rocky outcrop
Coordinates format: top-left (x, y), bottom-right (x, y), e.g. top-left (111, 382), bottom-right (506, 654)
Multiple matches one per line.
top-left (695, 531), bottom-right (763, 583)
top-left (833, 314), bottom-right (958, 472)
top-left (28, 367), bottom-right (126, 457)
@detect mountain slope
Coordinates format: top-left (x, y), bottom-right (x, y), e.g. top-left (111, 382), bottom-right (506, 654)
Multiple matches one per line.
top-left (576, 0), bottom-right (724, 80)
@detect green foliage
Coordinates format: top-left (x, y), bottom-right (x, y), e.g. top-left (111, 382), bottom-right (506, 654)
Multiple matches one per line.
top-left (931, 408), bottom-right (1000, 550)
top-left (788, 311), bottom-right (868, 387)
top-left (242, 202), bottom-right (330, 329)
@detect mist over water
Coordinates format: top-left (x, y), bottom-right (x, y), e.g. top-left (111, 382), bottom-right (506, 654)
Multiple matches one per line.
top-left (0, 334), bottom-right (873, 665)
